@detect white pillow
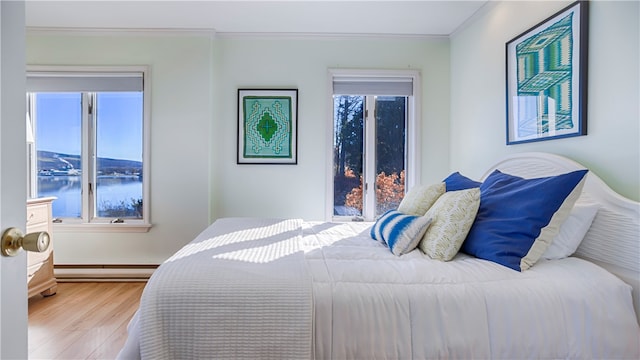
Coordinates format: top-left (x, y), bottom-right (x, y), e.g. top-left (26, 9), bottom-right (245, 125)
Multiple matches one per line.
top-left (418, 188), bottom-right (480, 261)
top-left (542, 202), bottom-right (599, 260)
top-left (397, 182), bottom-right (445, 216)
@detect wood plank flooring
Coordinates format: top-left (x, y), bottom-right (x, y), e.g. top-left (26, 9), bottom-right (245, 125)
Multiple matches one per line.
top-left (28, 282), bottom-right (145, 360)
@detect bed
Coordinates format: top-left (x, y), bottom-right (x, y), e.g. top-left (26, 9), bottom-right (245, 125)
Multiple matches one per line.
top-left (118, 152), bottom-right (640, 359)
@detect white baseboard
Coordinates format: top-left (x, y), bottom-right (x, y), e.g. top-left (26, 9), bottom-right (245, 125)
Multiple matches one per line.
top-left (54, 265), bottom-right (157, 282)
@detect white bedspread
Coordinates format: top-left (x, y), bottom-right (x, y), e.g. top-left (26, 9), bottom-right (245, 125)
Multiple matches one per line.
top-left (134, 218), bottom-right (313, 360)
top-left (302, 221), bottom-right (640, 359)
top-left (119, 219), bottom-right (640, 359)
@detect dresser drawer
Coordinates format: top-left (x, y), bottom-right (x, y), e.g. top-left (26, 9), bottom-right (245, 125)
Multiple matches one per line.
top-left (26, 215), bottom-right (52, 266)
top-left (27, 221), bottom-right (48, 233)
top-left (27, 246), bottom-right (51, 268)
top-left (26, 197), bottom-right (57, 298)
top-left (27, 262), bottom-right (45, 282)
top-left (27, 204), bottom-right (49, 226)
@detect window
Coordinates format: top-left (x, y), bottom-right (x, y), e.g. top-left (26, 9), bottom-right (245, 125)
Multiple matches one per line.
top-left (26, 66), bottom-right (150, 231)
top-left (329, 70), bottom-right (421, 221)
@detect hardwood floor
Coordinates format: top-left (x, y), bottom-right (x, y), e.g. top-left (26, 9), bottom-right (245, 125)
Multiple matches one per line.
top-left (28, 282), bottom-right (145, 360)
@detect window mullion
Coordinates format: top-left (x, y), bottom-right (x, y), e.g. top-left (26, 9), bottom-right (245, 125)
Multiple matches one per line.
top-left (363, 96), bottom-right (377, 221)
top-left (403, 97), bottom-right (409, 191)
top-left (81, 93), bottom-right (94, 222)
top-left (26, 94), bottom-right (37, 199)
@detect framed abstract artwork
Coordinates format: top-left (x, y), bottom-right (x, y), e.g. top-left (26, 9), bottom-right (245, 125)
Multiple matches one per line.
top-left (506, 1), bottom-right (588, 145)
top-left (237, 89), bottom-right (298, 164)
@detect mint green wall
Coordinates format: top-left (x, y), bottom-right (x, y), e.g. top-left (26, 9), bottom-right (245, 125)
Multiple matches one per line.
top-left (450, 0), bottom-right (640, 201)
top-left (27, 1), bottom-right (639, 266)
top-left (27, 34), bottom-right (214, 264)
top-left (26, 33), bottom-right (451, 264)
top-left (211, 36), bottom-right (451, 220)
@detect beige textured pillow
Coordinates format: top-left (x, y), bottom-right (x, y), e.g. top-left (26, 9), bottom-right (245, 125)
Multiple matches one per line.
top-left (397, 182), bottom-right (446, 216)
top-left (419, 188), bottom-right (480, 261)
top-left (520, 174), bottom-right (587, 270)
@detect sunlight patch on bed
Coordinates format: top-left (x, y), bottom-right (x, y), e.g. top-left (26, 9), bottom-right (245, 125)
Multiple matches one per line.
top-left (210, 237), bottom-right (301, 263)
top-left (165, 219), bottom-right (303, 263)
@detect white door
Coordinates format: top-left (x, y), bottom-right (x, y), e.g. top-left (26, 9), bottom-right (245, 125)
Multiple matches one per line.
top-left (0, 1), bottom-right (28, 358)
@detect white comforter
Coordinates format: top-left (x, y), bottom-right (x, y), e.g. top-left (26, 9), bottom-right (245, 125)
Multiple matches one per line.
top-left (118, 218), bottom-right (640, 359)
top-left (132, 218), bottom-right (313, 360)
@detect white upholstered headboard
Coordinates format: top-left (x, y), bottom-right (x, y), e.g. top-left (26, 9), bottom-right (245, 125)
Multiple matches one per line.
top-left (482, 152), bottom-right (640, 324)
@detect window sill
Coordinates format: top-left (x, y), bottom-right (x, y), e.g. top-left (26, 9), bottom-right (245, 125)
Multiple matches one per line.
top-left (331, 216), bottom-right (373, 223)
top-left (53, 223), bottom-right (152, 233)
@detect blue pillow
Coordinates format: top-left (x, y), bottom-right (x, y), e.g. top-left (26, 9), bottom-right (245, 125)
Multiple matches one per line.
top-left (461, 169), bottom-right (588, 271)
top-left (370, 210), bottom-right (432, 256)
top-left (443, 172), bottom-right (482, 191)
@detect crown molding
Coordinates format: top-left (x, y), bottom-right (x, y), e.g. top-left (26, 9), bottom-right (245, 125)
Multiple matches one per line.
top-left (215, 31), bottom-right (447, 40)
top-left (450, 0), bottom-right (499, 37)
top-left (27, 26), bottom-right (217, 38)
top-left (26, 26), bottom-right (450, 41)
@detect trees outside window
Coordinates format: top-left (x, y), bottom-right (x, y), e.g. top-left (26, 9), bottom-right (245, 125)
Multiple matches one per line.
top-left (333, 95), bottom-right (407, 220)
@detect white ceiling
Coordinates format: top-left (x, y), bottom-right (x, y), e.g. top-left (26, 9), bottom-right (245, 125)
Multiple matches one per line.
top-left (25, 0), bottom-right (489, 36)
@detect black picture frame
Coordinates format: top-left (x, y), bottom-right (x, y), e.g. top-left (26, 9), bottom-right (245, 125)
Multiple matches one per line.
top-left (506, 1), bottom-right (588, 145)
top-left (237, 89), bottom-right (298, 164)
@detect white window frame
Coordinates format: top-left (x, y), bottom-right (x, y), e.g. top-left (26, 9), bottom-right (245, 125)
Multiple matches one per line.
top-left (326, 68), bottom-right (422, 221)
top-left (26, 65), bottom-right (151, 233)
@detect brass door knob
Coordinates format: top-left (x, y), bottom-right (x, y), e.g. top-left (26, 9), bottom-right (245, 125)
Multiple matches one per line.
top-left (1, 227), bottom-right (50, 257)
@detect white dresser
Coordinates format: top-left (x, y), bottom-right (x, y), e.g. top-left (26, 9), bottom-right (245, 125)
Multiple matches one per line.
top-left (26, 197), bottom-right (57, 298)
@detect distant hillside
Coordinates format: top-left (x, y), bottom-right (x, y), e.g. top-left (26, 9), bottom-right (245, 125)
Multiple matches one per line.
top-left (37, 150), bottom-right (142, 175)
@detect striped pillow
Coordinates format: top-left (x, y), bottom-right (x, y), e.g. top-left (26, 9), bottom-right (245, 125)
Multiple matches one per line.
top-left (371, 210), bottom-right (432, 256)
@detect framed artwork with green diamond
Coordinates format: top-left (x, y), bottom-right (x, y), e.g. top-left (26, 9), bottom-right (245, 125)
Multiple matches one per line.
top-left (237, 89), bottom-right (298, 164)
top-left (506, 1), bottom-right (588, 145)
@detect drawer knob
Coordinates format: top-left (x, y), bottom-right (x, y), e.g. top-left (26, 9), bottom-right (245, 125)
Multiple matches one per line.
top-left (1, 228), bottom-right (50, 257)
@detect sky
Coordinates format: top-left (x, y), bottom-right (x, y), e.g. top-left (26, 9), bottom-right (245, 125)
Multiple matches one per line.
top-left (35, 92), bottom-right (143, 162)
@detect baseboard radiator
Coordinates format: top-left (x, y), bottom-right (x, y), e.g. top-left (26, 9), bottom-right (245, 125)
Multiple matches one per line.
top-left (54, 265), bottom-right (158, 282)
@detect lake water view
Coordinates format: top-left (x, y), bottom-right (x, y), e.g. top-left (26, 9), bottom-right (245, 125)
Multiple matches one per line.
top-left (38, 175), bottom-right (143, 218)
